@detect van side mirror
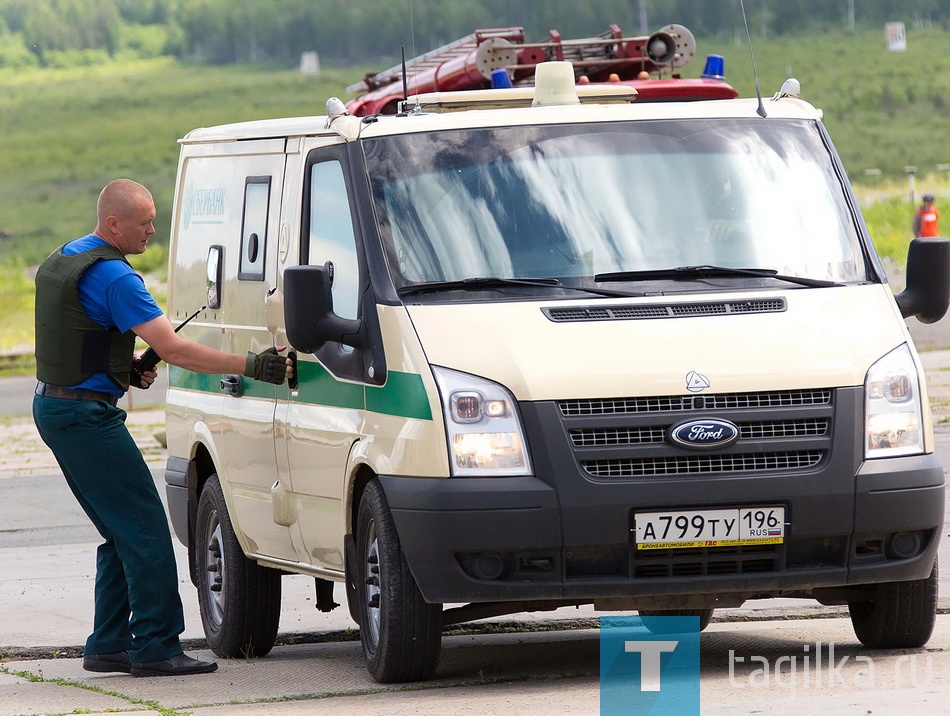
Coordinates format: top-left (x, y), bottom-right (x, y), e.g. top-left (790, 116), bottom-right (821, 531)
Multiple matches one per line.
top-left (894, 237), bottom-right (950, 324)
top-left (283, 263), bottom-right (362, 353)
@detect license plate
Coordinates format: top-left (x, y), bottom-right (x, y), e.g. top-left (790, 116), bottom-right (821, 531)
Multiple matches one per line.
top-left (633, 506), bottom-right (786, 550)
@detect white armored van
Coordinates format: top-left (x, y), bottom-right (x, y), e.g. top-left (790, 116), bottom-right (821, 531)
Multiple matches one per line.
top-left (164, 64), bottom-right (949, 683)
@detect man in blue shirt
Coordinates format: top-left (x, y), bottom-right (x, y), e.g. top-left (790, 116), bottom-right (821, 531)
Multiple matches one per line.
top-left (33, 179), bottom-right (292, 677)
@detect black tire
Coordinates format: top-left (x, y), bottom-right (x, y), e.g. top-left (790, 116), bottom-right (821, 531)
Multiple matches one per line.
top-left (357, 479), bottom-right (442, 683)
top-left (849, 558), bottom-right (938, 649)
top-left (344, 534), bottom-right (361, 626)
top-left (195, 473), bottom-right (282, 658)
top-left (639, 608), bottom-right (715, 633)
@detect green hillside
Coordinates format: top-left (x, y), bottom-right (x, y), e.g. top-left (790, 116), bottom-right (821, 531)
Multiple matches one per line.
top-left (0, 59), bottom-right (355, 265)
top-left (711, 27), bottom-right (950, 181)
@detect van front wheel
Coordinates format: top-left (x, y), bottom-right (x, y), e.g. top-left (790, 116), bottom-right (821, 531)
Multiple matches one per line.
top-left (357, 479), bottom-right (442, 682)
top-left (195, 473), bottom-right (281, 658)
top-left (848, 559), bottom-right (938, 649)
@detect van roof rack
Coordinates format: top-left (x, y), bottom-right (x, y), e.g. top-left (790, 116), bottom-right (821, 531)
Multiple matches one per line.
top-left (402, 84), bottom-right (637, 113)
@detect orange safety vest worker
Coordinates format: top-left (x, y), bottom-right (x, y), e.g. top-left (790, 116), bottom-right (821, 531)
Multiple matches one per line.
top-left (914, 202), bottom-right (940, 237)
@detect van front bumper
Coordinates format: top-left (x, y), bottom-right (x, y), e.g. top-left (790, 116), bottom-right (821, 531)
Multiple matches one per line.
top-left (378, 452), bottom-right (944, 606)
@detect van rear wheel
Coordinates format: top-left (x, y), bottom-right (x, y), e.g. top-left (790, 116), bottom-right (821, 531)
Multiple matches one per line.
top-left (357, 479), bottom-right (442, 682)
top-left (638, 608), bottom-right (714, 633)
top-left (848, 558), bottom-right (938, 649)
top-left (195, 473), bottom-right (282, 658)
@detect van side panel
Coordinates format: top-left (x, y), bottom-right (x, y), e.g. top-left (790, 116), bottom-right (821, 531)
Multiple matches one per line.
top-left (166, 141), bottom-right (298, 562)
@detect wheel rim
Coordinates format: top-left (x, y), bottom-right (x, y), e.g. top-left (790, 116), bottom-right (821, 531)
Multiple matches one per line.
top-left (363, 518), bottom-right (381, 647)
top-left (202, 509), bottom-right (226, 627)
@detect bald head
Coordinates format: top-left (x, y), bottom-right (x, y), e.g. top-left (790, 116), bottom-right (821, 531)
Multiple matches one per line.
top-left (97, 179), bottom-right (153, 225)
top-left (94, 179), bottom-right (157, 255)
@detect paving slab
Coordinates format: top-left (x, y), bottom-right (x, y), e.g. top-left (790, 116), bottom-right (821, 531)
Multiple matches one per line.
top-left (190, 676), bottom-right (601, 716)
top-left (0, 666), bottom-right (144, 716)
top-left (7, 631), bottom-right (602, 711)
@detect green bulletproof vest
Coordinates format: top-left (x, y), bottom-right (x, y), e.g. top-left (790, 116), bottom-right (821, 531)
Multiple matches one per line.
top-left (35, 243), bottom-right (137, 391)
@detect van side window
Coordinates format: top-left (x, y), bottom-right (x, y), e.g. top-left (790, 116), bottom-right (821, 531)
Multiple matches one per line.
top-left (308, 161), bottom-right (359, 320)
top-left (239, 176), bottom-right (271, 281)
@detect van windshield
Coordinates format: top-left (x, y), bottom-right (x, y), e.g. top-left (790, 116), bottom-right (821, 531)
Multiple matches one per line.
top-left (364, 119), bottom-right (868, 295)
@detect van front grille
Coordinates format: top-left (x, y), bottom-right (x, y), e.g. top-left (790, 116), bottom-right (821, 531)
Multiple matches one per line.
top-left (556, 388), bottom-right (834, 481)
top-left (632, 544), bottom-right (780, 578)
top-left (570, 419), bottom-right (829, 448)
top-left (583, 451), bottom-right (824, 478)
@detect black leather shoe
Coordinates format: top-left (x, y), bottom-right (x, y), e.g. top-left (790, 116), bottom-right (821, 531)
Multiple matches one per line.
top-left (82, 650), bottom-right (132, 673)
top-left (131, 652), bottom-right (218, 677)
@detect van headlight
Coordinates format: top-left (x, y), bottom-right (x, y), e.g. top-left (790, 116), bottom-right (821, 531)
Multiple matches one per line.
top-left (865, 344), bottom-right (924, 459)
top-left (432, 366), bottom-right (532, 477)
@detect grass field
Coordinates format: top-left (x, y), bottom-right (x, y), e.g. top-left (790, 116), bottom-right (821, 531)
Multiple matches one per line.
top-left (0, 58), bottom-right (358, 266)
top-left (1, 26), bottom-right (948, 354)
top-left (0, 261), bottom-right (35, 354)
top-left (713, 28), bottom-right (950, 176)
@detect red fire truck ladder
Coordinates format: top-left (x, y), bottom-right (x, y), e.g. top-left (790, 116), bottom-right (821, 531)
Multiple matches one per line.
top-left (344, 24), bottom-right (725, 116)
top-left (345, 27), bottom-right (526, 95)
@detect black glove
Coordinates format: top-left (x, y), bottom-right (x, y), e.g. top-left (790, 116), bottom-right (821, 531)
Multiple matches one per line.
top-left (244, 347), bottom-right (287, 385)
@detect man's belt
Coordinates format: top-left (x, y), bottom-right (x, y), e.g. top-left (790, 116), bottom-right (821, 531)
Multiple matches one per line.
top-left (35, 381), bottom-right (120, 407)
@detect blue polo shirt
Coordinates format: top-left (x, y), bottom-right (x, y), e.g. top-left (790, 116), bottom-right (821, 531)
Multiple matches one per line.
top-left (65, 234), bottom-right (163, 395)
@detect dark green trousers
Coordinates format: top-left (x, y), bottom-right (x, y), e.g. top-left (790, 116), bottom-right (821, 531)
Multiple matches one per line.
top-left (33, 394), bottom-right (184, 663)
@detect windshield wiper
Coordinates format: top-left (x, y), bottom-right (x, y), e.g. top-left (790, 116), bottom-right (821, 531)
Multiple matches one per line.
top-left (398, 277), bottom-right (640, 298)
top-left (398, 277), bottom-right (560, 296)
top-left (594, 265), bottom-right (842, 288)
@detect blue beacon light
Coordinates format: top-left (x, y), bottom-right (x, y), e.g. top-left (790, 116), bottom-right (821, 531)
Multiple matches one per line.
top-left (701, 54), bottom-right (725, 80)
top-left (491, 68), bottom-right (513, 89)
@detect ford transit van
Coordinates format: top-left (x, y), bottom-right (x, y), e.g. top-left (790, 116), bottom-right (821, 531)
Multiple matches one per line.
top-left (164, 66), bottom-right (949, 682)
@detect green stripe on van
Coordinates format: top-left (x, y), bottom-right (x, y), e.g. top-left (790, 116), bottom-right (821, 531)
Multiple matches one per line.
top-left (366, 370), bottom-right (432, 421)
top-left (167, 368), bottom-right (278, 399)
top-left (169, 362), bottom-right (432, 421)
top-left (295, 360), bottom-right (364, 410)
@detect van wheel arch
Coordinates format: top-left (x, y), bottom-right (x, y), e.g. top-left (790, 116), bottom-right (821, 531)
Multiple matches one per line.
top-left (183, 444), bottom-right (219, 586)
top-left (345, 466), bottom-right (376, 626)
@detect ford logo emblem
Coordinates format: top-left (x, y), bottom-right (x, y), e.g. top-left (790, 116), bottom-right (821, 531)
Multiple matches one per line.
top-left (668, 418), bottom-right (740, 450)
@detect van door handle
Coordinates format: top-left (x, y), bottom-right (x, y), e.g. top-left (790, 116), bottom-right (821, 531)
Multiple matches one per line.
top-left (220, 374), bottom-right (243, 397)
top-left (288, 351), bottom-right (297, 391)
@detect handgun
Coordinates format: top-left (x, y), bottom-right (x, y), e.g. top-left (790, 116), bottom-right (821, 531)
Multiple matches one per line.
top-left (130, 306), bottom-right (206, 388)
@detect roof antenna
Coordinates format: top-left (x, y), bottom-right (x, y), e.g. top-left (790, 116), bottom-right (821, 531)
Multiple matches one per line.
top-left (739, 0), bottom-right (767, 118)
top-left (399, 0), bottom-right (416, 114)
top-left (401, 46), bottom-right (409, 104)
